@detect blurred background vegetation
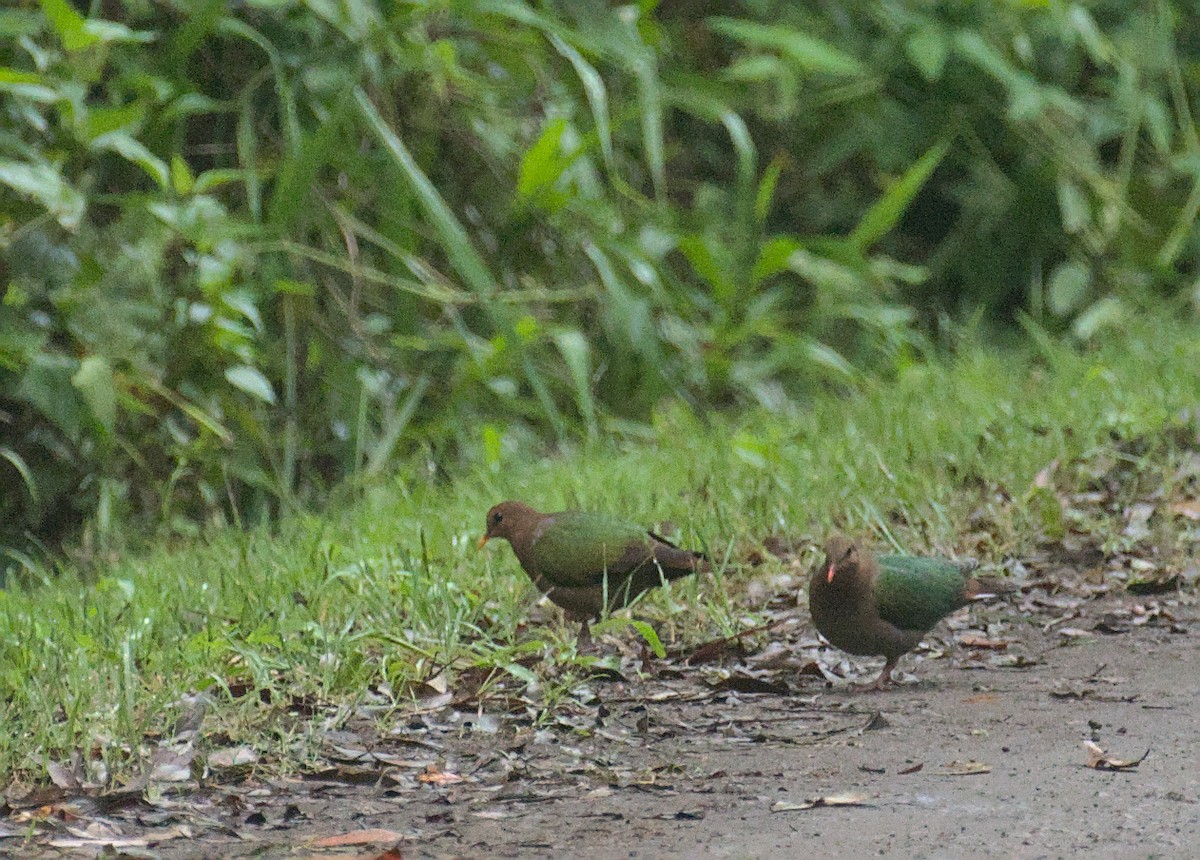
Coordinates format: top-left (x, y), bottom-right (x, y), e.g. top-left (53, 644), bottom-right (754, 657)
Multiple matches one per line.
top-left (2, 0), bottom-right (1198, 566)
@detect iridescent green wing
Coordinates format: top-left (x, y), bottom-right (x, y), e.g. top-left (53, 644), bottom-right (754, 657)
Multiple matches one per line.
top-left (526, 512), bottom-right (651, 587)
top-left (874, 555), bottom-right (971, 632)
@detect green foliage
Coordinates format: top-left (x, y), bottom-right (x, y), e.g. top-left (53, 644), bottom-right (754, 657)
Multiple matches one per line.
top-left (1, 1), bottom-right (1198, 554)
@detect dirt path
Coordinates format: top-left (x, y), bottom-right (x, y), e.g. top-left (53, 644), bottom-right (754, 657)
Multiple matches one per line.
top-left (353, 618), bottom-right (1200, 859)
top-left (14, 583), bottom-right (1195, 859)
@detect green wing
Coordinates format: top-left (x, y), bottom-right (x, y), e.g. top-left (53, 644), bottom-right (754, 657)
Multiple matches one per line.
top-left (874, 555), bottom-right (971, 632)
top-left (527, 512), bottom-right (651, 588)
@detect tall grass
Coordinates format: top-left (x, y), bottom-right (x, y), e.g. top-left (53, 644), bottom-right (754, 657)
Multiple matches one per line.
top-left (0, 320), bottom-right (1197, 784)
top-left (1, 1), bottom-right (1198, 556)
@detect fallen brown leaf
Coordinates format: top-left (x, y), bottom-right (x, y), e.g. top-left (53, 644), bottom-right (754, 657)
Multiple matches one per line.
top-left (1057, 627), bottom-right (1092, 639)
top-left (1169, 499), bottom-right (1200, 520)
top-left (329, 745), bottom-right (430, 768)
top-left (207, 746), bottom-right (258, 768)
top-left (706, 675), bottom-right (791, 696)
top-left (45, 757), bottom-right (83, 790)
top-left (47, 838), bottom-right (150, 849)
top-left (1084, 741), bottom-right (1149, 771)
top-left (367, 851), bottom-right (404, 860)
top-left (963, 693), bottom-right (998, 704)
top-left (417, 765), bottom-right (462, 786)
top-left (938, 760), bottom-right (991, 776)
top-left (311, 829), bottom-right (404, 848)
top-left (959, 635), bottom-right (1009, 650)
top-left (771, 792), bottom-right (869, 812)
top-left (898, 763), bottom-right (924, 775)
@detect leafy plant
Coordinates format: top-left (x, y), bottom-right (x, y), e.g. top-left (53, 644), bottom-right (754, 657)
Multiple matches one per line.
top-left (1, 1), bottom-right (1197, 559)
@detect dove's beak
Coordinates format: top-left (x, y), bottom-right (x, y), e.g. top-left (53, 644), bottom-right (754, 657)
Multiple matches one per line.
top-left (477, 534), bottom-right (490, 550)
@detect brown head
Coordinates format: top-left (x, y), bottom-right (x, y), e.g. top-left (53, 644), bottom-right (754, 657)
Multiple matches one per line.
top-left (477, 500), bottom-right (543, 550)
top-left (819, 534), bottom-right (862, 586)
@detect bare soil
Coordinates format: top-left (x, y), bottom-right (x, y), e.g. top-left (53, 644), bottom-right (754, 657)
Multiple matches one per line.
top-left (10, 582), bottom-right (1198, 859)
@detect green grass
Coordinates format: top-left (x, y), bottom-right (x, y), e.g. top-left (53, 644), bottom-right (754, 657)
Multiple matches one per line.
top-left (2, 319), bottom-right (1198, 786)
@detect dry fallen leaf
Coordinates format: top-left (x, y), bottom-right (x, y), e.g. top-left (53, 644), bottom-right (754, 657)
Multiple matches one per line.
top-left (417, 765), bottom-right (462, 786)
top-left (311, 828), bottom-right (404, 848)
top-left (45, 758), bottom-right (82, 790)
top-left (1168, 499), bottom-right (1200, 521)
top-left (329, 745), bottom-right (429, 768)
top-left (1084, 741), bottom-right (1149, 771)
top-left (149, 749), bottom-right (196, 783)
top-left (959, 635), bottom-right (1009, 650)
top-left (1057, 627), bottom-right (1092, 639)
top-left (771, 792), bottom-right (869, 812)
top-left (48, 838), bottom-right (150, 849)
top-left (207, 746), bottom-right (258, 768)
top-left (367, 850), bottom-right (404, 860)
top-left (938, 760), bottom-right (991, 776)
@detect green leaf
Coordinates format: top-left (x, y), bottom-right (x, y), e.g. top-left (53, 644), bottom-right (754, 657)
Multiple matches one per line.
top-left (732, 431), bottom-right (770, 469)
top-left (1056, 179), bottom-right (1090, 234)
top-left (222, 293), bottom-right (264, 333)
top-left (39, 0), bottom-right (96, 50)
top-left (18, 354), bottom-right (84, 441)
top-left (92, 132), bottom-right (169, 189)
top-left (517, 117), bottom-right (569, 204)
top-left (553, 330), bottom-right (595, 436)
top-left (482, 423), bottom-right (503, 470)
top-left (721, 55), bottom-right (787, 83)
top-left (751, 236), bottom-right (803, 286)
top-left (906, 26), bottom-right (947, 81)
top-left (224, 365), bottom-right (276, 404)
top-left (629, 620), bottom-right (666, 659)
top-left (1047, 262), bottom-right (1091, 317)
top-left (1067, 6), bottom-right (1112, 65)
top-left (550, 35), bottom-right (613, 171)
top-left (81, 103), bottom-right (146, 140)
top-left (0, 67), bottom-right (59, 102)
top-left (754, 153), bottom-right (785, 224)
top-left (678, 235), bottom-right (736, 305)
top-left (71, 355), bottom-right (117, 434)
top-left (83, 18), bottom-right (154, 45)
top-left (193, 169), bottom-right (247, 194)
top-left (170, 155), bottom-right (194, 195)
top-left (803, 340), bottom-right (855, 378)
top-left (851, 138), bottom-right (950, 251)
top-left (633, 53), bottom-right (666, 201)
top-left (0, 159), bottom-right (85, 230)
top-left (0, 446), bottom-right (40, 508)
top-left (504, 662), bottom-right (539, 685)
top-left (709, 17), bottom-right (864, 76)
top-left (1072, 297), bottom-right (1126, 341)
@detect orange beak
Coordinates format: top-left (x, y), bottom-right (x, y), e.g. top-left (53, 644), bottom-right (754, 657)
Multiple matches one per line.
top-left (476, 534), bottom-right (490, 550)
top-left (826, 563), bottom-right (836, 584)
